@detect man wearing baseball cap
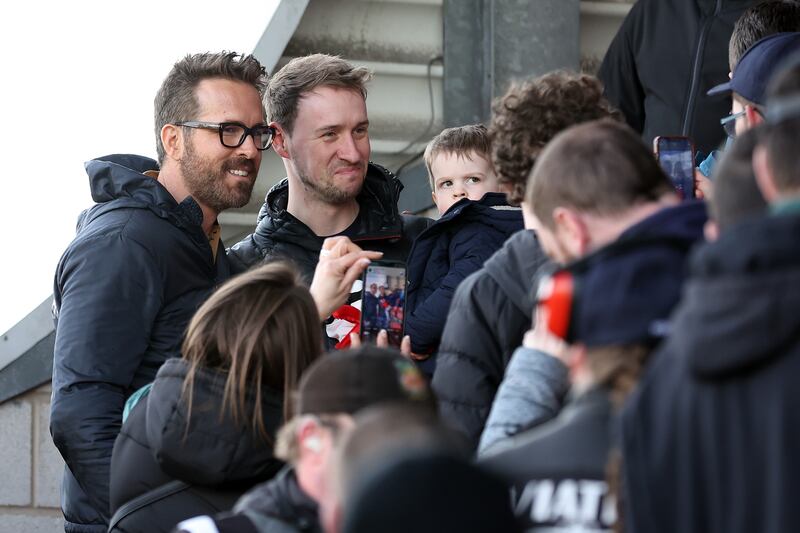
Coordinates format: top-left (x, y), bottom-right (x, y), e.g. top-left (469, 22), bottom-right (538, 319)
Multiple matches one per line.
top-left (174, 346), bottom-right (433, 533)
top-left (709, 32), bottom-right (800, 138)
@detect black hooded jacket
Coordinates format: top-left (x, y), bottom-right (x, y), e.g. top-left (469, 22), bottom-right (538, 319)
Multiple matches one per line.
top-left (228, 163), bottom-right (431, 280)
top-left (432, 229), bottom-right (549, 449)
top-left (622, 211), bottom-right (800, 533)
top-left (599, 0), bottom-right (753, 154)
top-left (50, 154), bottom-right (232, 532)
top-left (109, 358), bottom-right (284, 533)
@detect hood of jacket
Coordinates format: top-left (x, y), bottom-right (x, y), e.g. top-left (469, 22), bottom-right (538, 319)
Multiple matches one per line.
top-left (145, 358), bottom-right (284, 486)
top-left (669, 212), bottom-right (800, 379)
top-left (562, 201), bottom-right (707, 347)
top-left (80, 154), bottom-right (205, 231)
top-left (483, 228), bottom-right (549, 317)
top-left (253, 162), bottom-right (405, 249)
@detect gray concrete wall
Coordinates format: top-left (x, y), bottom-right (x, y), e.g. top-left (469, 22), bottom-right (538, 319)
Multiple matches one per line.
top-left (0, 383), bottom-right (64, 532)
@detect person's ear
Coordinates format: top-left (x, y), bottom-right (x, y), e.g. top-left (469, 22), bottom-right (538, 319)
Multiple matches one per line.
top-left (745, 105), bottom-right (765, 128)
top-left (161, 124), bottom-right (183, 161)
top-left (553, 207), bottom-right (589, 256)
top-left (431, 191), bottom-right (437, 205)
top-left (271, 122), bottom-right (291, 159)
top-left (753, 144), bottom-right (780, 203)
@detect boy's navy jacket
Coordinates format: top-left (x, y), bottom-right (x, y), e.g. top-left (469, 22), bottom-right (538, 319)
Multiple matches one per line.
top-left (405, 193), bottom-right (524, 355)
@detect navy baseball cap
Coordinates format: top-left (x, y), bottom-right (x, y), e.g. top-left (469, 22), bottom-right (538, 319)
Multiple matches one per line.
top-left (708, 32), bottom-right (800, 106)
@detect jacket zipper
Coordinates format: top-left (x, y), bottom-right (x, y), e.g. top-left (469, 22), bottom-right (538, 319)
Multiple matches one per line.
top-left (682, 0), bottom-right (723, 135)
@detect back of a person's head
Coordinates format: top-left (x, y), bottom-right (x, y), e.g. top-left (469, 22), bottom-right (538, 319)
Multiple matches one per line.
top-left (342, 452), bottom-right (521, 533)
top-left (180, 262), bottom-right (322, 438)
top-left (489, 71), bottom-right (623, 205)
top-left (729, 1), bottom-right (800, 71)
top-left (527, 119), bottom-right (673, 228)
top-left (762, 56), bottom-right (800, 195)
top-left (709, 129), bottom-right (767, 231)
top-left (423, 124), bottom-right (492, 189)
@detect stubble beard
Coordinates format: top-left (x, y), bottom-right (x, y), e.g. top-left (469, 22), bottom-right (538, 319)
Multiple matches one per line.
top-left (180, 139), bottom-right (256, 213)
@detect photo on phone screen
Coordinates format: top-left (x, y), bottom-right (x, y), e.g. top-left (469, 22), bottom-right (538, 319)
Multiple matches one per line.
top-left (360, 262), bottom-right (406, 348)
top-left (655, 136), bottom-right (695, 200)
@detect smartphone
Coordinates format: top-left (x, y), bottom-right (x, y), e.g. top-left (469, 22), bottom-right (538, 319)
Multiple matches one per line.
top-left (360, 261), bottom-right (407, 348)
top-left (654, 136), bottom-right (696, 200)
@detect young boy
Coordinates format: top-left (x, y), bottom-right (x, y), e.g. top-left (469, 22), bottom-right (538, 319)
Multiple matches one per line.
top-left (405, 124), bottom-right (523, 371)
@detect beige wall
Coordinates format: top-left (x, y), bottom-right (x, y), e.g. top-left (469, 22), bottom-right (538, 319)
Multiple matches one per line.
top-left (0, 383), bottom-right (64, 532)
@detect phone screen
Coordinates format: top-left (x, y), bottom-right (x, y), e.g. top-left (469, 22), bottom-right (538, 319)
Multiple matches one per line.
top-left (656, 137), bottom-right (695, 200)
top-left (360, 262), bottom-right (406, 348)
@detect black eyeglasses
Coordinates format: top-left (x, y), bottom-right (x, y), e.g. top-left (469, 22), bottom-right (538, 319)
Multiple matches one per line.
top-left (175, 121), bottom-right (275, 150)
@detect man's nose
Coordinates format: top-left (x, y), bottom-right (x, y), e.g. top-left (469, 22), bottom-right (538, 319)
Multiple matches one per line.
top-left (337, 133), bottom-right (362, 163)
top-left (236, 132), bottom-right (260, 159)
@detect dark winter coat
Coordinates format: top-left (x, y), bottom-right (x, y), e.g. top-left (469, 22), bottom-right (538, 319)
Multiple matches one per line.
top-left (432, 229), bottom-right (549, 450)
top-left (109, 358), bottom-right (284, 533)
top-left (227, 163), bottom-right (431, 281)
top-left (405, 193), bottom-right (523, 355)
top-left (621, 210), bottom-right (800, 533)
top-left (50, 154), bottom-right (232, 533)
top-left (482, 387), bottom-right (616, 532)
top-left (599, 0), bottom-right (754, 154)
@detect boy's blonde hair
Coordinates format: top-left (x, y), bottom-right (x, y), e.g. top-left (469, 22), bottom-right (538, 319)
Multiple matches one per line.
top-left (423, 124), bottom-right (492, 190)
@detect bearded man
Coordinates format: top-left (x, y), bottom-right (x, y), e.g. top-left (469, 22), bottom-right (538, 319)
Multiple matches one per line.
top-left (50, 52), bottom-right (270, 533)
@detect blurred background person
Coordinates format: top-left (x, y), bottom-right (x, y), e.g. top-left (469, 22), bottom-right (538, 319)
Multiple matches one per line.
top-left (621, 57), bottom-right (800, 533)
top-left (433, 72), bottom-right (623, 450)
top-left (480, 119), bottom-right (706, 454)
top-left (108, 263), bottom-right (322, 533)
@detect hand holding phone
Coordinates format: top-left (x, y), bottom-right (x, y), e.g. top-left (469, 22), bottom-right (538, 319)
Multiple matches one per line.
top-left (654, 136), bottom-right (696, 200)
top-left (360, 261), bottom-right (407, 348)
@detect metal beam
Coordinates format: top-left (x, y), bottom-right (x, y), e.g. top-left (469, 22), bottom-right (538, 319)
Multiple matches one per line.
top-left (443, 0), bottom-right (580, 127)
top-left (0, 331), bottom-right (54, 404)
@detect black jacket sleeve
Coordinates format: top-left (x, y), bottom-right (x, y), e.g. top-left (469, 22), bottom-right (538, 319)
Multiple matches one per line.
top-left (598, 0), bottom-right (646, 133)
top-left (432, 270), bottom-right (530, 450)
top-left (50, 232), bottom-right (164, 521)
top-left (405, 227), bottom-right (500, 353)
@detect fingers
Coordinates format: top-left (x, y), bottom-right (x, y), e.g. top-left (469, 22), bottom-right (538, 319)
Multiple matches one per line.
top-left (349, 332), bottom-right (362, 348)
top-left (340, 257), bottom-right (373, 292)
top-left (376, 329), bottom-right (389, 348)
top-left (400, 335), bottom-right (412, 358)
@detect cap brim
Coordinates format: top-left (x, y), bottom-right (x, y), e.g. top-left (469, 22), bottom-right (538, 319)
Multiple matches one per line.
top-left (707, 81), bottom-right (732, 97)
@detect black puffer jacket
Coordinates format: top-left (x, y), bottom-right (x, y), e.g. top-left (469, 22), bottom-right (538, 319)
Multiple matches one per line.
top-left (432, 229), bottom-right (549, 450)
top-left (622, 210), bottom-right (800, 533)
top-left (51, 154), bottom-right (232, 533)
top-left (228, 163), bottom-right (431, 280)
top-left (109, 358), bottom-right (284, 533)
top-left (599, 0), bottom-right (754, 154)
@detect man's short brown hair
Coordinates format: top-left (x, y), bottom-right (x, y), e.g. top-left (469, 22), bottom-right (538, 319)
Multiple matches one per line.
top-left (527, 120), bottom-right (673, 228)
top-left (267, 54), bottom-right (373, 133)
top-left (423, 124), bottom-right (492, 190)
top-left (489, 71), bottom-right (623, 205)
top-left (729, 1), bottom-right (800, 72)
top-left (154, 52), bottom-right (267, 165)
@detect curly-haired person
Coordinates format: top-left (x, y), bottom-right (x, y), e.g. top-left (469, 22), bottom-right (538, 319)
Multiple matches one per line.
top-left (432, 71), bottom-right (622, 451)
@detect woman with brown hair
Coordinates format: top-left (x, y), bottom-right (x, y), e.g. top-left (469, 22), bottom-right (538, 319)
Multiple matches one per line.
top-left (106, 252), bottom-right (359, 533)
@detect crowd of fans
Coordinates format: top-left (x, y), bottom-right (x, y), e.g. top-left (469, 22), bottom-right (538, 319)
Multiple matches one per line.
top-left (48, 1), bottom-right (800, 532)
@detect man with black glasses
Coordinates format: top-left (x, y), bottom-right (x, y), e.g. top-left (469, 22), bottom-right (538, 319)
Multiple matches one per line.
top-left (50, 52), bottom-right (270, 533)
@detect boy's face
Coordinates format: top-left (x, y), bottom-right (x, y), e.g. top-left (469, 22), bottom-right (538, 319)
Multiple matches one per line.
top-left (430, 151), bottom-right (499, 215)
